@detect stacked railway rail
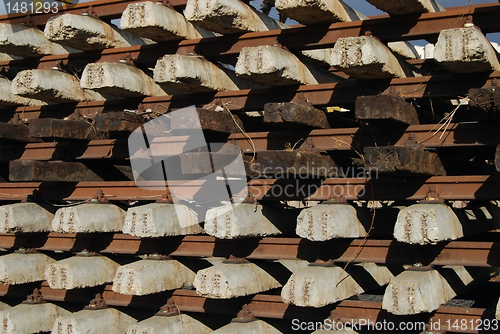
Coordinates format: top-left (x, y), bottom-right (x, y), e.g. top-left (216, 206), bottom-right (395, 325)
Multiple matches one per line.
top-left (1, 0), bottom-right (500, 333)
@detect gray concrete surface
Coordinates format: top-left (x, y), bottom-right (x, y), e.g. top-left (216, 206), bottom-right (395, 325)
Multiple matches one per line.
top-left (211, 320), bottom-right (283, 334)
top-left (122, 203), bottom-right (203, 237)
top-left (204, 204), bottom-right (282, 239)
top-left (0, 77), bottom-right (46, 107)
top-left (154, 54), bottom-right (262, 92)
top-left (81, 62), bottom-right (169, 97)
top-left (275, 0), bottom-right (365, 25)
top-left (52, 308), bottom-right (137, 334)
top-left (45, 14), bottom-right (147, 51)
top-left (12, 69), bottom-right (105, 103)
top-left (112, 259), bottom-right (196, 295)
top-left (235, 45), bottom-right (342, 86)
top-left (366, 0), bottom-right (444, 15)
top-left (382, 266), bottom-right (475, 315)
top-left (0, 253), bottom-right (55, 285)
top-left (0, 303), bottom-right (70, 334)
top-left (434, 26), bottom-right (500, 73)
top-left (0, 23), bottom-right (75, 58)
top-left (282, 263), bottom-right (393, 307)
top-left (331, 36), bottom-right (416, 79)
top-left (0, 203), bottom-right (53, 233)
top-left (496, 297), bottom-right (500, 320)
top-left (185, 0), bottom-right (286, 34)
top-left (51, 203), bottom-right (126, 233)
top-left (45, 256), bottom-right (120, 289)
top-left (394, 203), bottom-right (463, 245)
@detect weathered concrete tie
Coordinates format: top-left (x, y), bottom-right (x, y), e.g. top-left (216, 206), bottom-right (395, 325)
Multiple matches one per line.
top-left (193, 261), bottom-right (281, 298)
top-left (123, 203), bottom-right (203, 237)
top-left (0, 302), bottom-right (70, 334)
top-left (204, 203), bottom-right (282, 239)
top-left (12, 69), bottom-right (105, 103)
top-left (112, 258), bottom-right (196, 295)
top-left (0, 23), bottom-right (76, 58)
top-left (154, 54), bottom-right (263, 92)
top-left (0, 77), bottom-right (46, 107)
top-left (331, 35), bottom-right (418, 79)
top-left (0, 252), bottom-right (55, 284)
top-left (185, 0), bottom-right (285, 34)
top-left (235, 45), bottom-right (342, 86)
top-left (52, 203), bottom-right (126, 233)
top-left (81, 62), bottom-right (170, 97)
top-left (382, 266), bottom-right (497, 315)
top-left (275, 0), bottom-right (366, 25)
top-left (45, 255), bottom-right (119, 289)
top-left (0, 53), bottom-right (21, 61)
top-left (212, 320), bottom-right (283, 334)
top-left (0, 202), bottom-right (53, 233)
top-left (52, 307), bottom-right (137, 334)
top-left (121, 1), bottom-right (215, 42)
top-left (366, 0), bottom-right (444, 15)
top-left (434, 25), bottom-right (500, 73)
top-left (394, 203), bottom-right (463, 245)
top-left (45, 13), bottom-right (147, 51)
top-left (296, 203), bottom-right (367, 241)
top-left (0, 302), bottom-right (10, 311)
top-left (496, 297), bottom-right (500, 320)
top-left (126, 313), bottom-right (212, 334)
top-left (282, 263), bottom-right (394, 307)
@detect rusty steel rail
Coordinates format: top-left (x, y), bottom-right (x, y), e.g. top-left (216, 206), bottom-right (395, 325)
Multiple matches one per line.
top-left (0, 283), bottom-right (494, 332)
top-left (0, 122), bottom-right (497, 163)
top-left (0, 233), bottom-right (498, 267)
top-left (2, 2), bottom-right (500, 72)
top-left (0, 0), bottom-right (187, 26)
top-left (0, 175), bottom-right (499, 201)
top-left (5, 71), bottom-right (499, 119)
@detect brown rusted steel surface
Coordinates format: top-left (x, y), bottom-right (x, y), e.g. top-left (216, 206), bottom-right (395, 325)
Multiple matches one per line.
top-left (355, 95), bottom-right (419, 126)
top-left (0, 0), bottom-right (187, 26)
top-left (0, 175), bottom-right (499, 201)
top-left (229, 122), bottom-right (500, 153)
top-left (7, 72), bottom-right (500, 118)
top-left (3, 122), bottom-right (499, 164)
top-left (0, 233), bottom-right (498, 267)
